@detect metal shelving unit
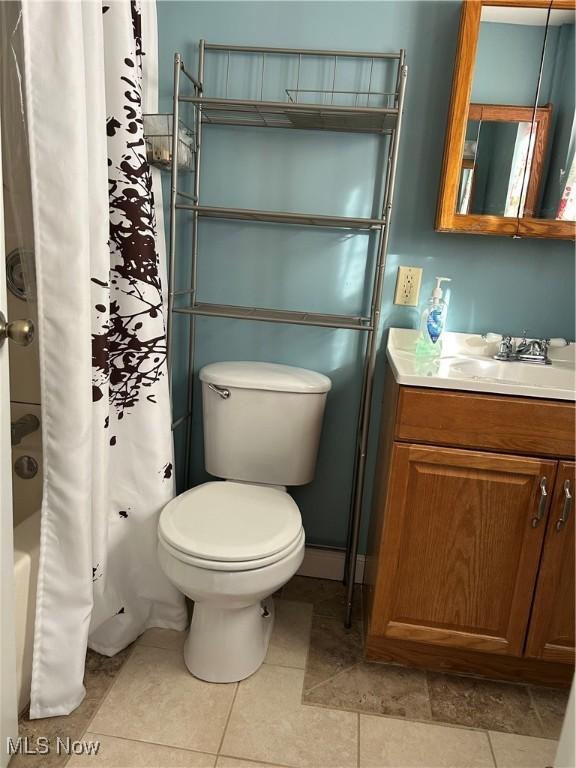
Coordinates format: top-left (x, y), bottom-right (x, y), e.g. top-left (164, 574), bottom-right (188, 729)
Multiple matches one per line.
top-left (175, 203), bottom-right (386, 229)
top-left (163, 40), bottom-right (408, 628)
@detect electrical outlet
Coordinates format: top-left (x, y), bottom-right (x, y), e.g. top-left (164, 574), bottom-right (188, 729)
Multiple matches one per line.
top-left (394, 266), bottom-right (422, 307)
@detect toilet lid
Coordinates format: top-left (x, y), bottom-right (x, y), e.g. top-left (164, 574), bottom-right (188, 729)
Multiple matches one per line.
top-left (158, 482), bottom-right (302, 563)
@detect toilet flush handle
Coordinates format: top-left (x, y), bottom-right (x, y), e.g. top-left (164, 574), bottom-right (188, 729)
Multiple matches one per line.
top-left (208, 383), bottom-right (231, 400)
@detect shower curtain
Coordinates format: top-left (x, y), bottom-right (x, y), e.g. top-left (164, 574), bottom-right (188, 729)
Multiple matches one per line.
top-left (22, 0), bottom-right (187, 718)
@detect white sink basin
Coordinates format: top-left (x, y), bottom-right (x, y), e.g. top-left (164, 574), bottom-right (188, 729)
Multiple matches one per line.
top-left (387, 329), bottom-right (576, 401)
top-left (449, 358), bottom-right (576, 390)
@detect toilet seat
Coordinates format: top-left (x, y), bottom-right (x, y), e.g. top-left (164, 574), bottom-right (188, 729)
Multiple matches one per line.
top-left (159, 527), bottom-right (305, 572)
top-left (158, 481), bottom-right (303, 570)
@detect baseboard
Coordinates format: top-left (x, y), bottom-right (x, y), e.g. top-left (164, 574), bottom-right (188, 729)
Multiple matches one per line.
top-left (297, 546), bottom-right (365, 583)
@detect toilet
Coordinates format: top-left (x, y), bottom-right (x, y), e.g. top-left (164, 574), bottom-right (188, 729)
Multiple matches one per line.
top-left (158, 361), bottom-right (331, 683)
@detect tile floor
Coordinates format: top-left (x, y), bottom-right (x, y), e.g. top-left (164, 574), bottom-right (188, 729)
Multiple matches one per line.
top-left (13, 577), bottom-right (567, 768)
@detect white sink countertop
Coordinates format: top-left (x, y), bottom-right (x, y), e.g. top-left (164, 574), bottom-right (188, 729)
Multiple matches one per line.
top-left (387, 328), bottom-right (576, 401)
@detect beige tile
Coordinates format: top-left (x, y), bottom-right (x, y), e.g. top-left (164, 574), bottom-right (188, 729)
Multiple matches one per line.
top-left (11, 698), bottom-right (102, 768)
top-left (137, 627), bottom-right (186, 652)
top-left (67, 733), bottom-right (215, 766)
top-left (221, 664), bottom-right (357, 768)
top-left (303, 616), bottom-right (363, 691)
top-left (529, 685), bottom-right (570, 739)
top-left (265, 600), bottom-right (313, 669)
top-left (428, 673), bottom-right (542, 736)
top-left (8, 747), bottom-right (65, 768)
top-left (359, 715), bottom-right (495, 768)
top-left (89, 645), bottom-right (236, 754)
top-left (281, 577), bottom-right (361, 622)
top-left (305, 661), bottom-right (431, 720)
top-left (488, 731), bottom-right (557, 768)
top-left (84, 646), bottom-right (133, 700)
top-left (217, 759), bottom-right (287, 768)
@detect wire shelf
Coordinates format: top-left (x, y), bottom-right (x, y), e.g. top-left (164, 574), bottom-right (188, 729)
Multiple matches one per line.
top-left (182, 96), bottom-right (397, 133)
top-left (143, 113), bottom-right (194, 171)
top-left (175, 203), bottom-right (386, 230)
top-left (173, 302), bottom-right (373, 330)
top-left (181, 42), bottom-right (403, 135)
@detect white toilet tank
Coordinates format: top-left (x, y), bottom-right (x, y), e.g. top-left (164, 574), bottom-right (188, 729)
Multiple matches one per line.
top-left (200, 362), bottom-right (332, 486)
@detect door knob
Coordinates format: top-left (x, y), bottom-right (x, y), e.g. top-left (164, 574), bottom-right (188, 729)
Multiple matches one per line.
top-left (0, 310), bottom-right (35, 348)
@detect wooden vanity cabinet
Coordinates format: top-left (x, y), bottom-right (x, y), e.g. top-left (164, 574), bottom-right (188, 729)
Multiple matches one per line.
top-left (525, 461), bottom-right (575, 664)
top-left (363, 374), bottom-right (575, 686)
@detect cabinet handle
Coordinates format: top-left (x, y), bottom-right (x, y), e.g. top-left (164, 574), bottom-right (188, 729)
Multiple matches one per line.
top-left (556, 480), bottom-right (572, 532)
top-left (531, 477), bottom-right (548, 528)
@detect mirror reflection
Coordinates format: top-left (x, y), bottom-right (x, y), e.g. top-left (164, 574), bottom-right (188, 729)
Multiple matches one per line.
top-left (458, 105), bottom-right (551, 216)
top-left (458, 6), bottom-right (575, 223)
top-left (537, 9), bottom-right (575, 221)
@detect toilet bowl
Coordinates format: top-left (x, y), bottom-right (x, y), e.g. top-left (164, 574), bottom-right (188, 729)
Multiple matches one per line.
top-left (158, 481), bottom-right (305, 682)
top-left (158, 361), bottom-right (331, 683)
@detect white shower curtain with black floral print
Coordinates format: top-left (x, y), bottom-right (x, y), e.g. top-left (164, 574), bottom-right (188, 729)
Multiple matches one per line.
top-left (22, 0), bottom-right (187, 718)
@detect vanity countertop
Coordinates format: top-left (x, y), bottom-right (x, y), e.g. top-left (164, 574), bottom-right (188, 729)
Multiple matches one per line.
top-left (387, 328), bottom-right (576, 402)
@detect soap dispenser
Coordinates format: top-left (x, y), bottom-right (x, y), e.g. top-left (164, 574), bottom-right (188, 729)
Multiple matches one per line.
top-left (415, 276), bottom-right (452, 358)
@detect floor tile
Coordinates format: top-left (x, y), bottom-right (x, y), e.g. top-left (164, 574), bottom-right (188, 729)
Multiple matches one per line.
top-left (488, 731), bottom-right (557, 768)
top-left (84, 646), bottom-right (133, 700)
top-left (217, 758), bottom-right (288, 768)
top-left (265, 600), bottom-right (313, 669)
top-left (89, 645), bottom-right (236, 754)
top-left (8, 747), bottom-right (66, 768)
top-left (428, 673), bottom-right (542, 736)
top-left (529, 685), bottom-right (570, 739)
top-left (11, 698), bottom-right (102, 768)
top-left (359, 715), bottom-right (495, 767)
top-left (305, 661), bottom-right (431, 720)
top-left (221, 664), bottom-right (357, 768)
top-left (67, 733), bottom-right (215, 766)
top-left (281, 576), bottom-right (361, 622)
top-left (303, 615), bottom-right (363, 691)
top-left (137, 627), bottom-right (186, 652)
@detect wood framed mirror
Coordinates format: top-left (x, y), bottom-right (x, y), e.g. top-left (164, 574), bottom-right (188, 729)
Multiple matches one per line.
top-left (436, 0), bottom-right (576, 240)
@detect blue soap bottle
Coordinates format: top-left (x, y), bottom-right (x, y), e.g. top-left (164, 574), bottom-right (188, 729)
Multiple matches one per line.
top-left (415, 277), bottom-right (451, 359)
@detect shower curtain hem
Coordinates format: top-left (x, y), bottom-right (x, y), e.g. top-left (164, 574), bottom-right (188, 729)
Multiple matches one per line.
top-left (88, 618), bottom-right (188, 657)
top-left (29, 691), bottom-right (86, 721)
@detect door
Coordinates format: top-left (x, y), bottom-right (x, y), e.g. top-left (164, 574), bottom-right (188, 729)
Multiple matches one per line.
top-left (372, 444), bottom-right (557, 656)
top-left (525, 461), bottom-right (575, 664)
top-left (0, 107), bottom-right (18, 768)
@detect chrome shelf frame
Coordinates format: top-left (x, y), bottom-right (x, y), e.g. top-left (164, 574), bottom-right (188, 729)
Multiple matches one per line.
top-left (173, 303), bottom-right (373, 331)
top-left (174, 203), bottom-right (385, 230)
top-left (166, 41), bottom-right (408, 629)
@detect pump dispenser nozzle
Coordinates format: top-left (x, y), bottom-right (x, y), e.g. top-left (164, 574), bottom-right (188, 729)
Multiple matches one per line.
top-left (431, 277), bottom-right (451, 303)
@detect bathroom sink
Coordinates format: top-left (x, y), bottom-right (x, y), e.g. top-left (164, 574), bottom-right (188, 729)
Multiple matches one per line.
top-left (387, 329), bottom-right (576, 401)
top-left (448, 358), bottom-right (576, 390)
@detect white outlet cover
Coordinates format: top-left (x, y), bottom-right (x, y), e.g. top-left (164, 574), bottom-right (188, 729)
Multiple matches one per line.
top-left (394, 266), bottom-right (422, 307)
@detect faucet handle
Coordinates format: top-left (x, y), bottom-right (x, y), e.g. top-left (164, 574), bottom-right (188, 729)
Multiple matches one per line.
top-left (548, 337), bottom-right (569, 348)
top-left (520, 329), bottom-right (528, 344)
top-left (494, 335), bottom-right (515, 358)
top-left (481, 333), bottom-right (502, 343)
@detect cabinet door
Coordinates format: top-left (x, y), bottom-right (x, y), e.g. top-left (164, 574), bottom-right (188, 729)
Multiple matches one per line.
top-left (371, 444), bottom-right (557, 656)
top-left (525, 462), bottom-right (575, 664)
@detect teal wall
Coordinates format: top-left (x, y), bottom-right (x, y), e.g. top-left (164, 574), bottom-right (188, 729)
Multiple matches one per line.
top-left (158, 1), bottom-right (575, 551)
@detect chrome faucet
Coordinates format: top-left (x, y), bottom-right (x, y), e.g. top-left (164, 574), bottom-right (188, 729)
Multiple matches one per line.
top-left (494, 336), bottom-right (516, 361)
top-left (515, 336), bottom-right (551, 364)
top-left (485, 331), bottom-right (569, 365)
top-left (11, 414), bottom-right (40, 446)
